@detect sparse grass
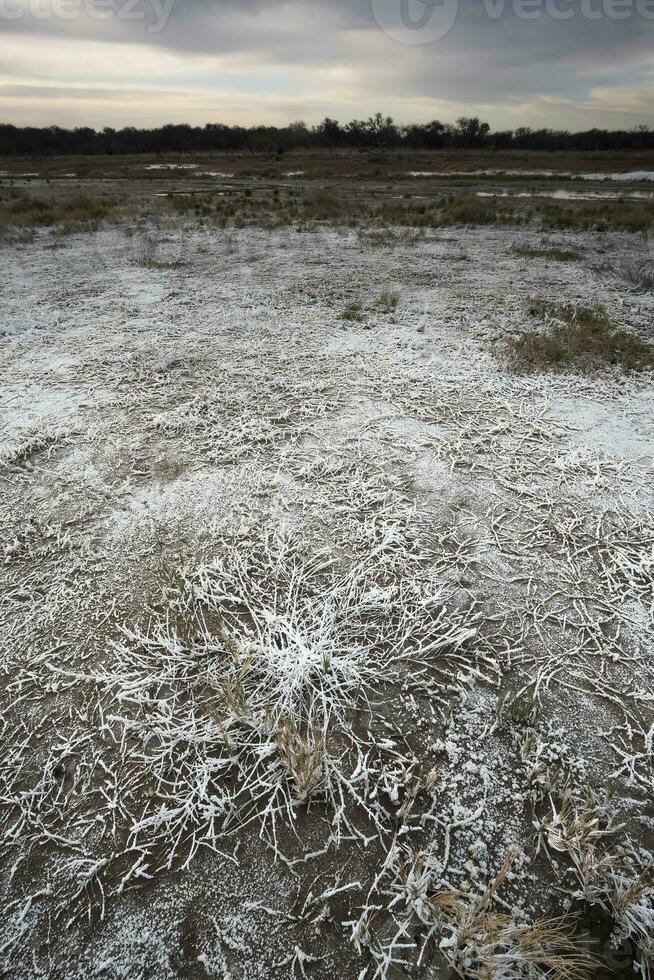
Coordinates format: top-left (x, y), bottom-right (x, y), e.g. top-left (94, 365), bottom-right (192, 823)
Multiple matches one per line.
top-left (617, 257), bottom-right (654, 292)
top-left (150, 191), bottom-right (654, 238)
top-left (131, 231), bottom-right (188, 268)
top-left (300, 189), bottom-right (343, 221)
top-left (0, 191), bottom-right (117, 232)
top-left (2, 180), bottom-right (653, 979)
top-left (99, 529), bottom-right (478, 870)
top-left (0, 431), bottom-right (70, 469)
top-left (275, 716), bottom-right (326, 804)
top-left (340, 302), bottom-right (365, 322)
top-left (527, 767), bottom-right (654, 977)
top-left (542, 201), bottom-right (654, 233)
top-left (434, 852), bottom-right (599, 980)
top-left (358, 227), bottom-right (424, 248)
top-left (507, 302), bottom-right (654, 373)
top-left (0, 226), bottom-right (35, 245)
top-left (378, 289), bottom-right (400, 312)
top-left (1, 159), bottom-right (653, 242)
top-left (155, 185), bottom-right (526, 231)
top-left (512, 244), bottom-right (583, 262)
top-left (437, 197), bottom-right (524, 227)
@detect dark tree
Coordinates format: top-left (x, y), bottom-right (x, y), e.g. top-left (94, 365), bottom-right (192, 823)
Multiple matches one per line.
top-left (0, 116), bottom-right (652, 156)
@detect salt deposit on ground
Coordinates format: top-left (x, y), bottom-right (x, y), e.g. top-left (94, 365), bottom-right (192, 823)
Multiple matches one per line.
top-left (1, 221), bottom-right (652, 978)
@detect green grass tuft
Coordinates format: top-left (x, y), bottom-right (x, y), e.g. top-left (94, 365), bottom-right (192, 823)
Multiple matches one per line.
top-left (507, 303), bottom-right (654, 373)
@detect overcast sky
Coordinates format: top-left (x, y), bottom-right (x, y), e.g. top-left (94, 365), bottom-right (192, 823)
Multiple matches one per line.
top-left (1, 0), bottom-right (652, 129)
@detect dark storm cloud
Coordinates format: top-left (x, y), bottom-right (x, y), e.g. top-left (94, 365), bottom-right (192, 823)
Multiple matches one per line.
top-left (0, 0), bottom-right (652, 126)
top-left (3, 0), bottom-right (651, 56)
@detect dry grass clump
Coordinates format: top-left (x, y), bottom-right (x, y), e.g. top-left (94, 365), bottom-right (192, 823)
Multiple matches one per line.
top-left (541, 787), bottom-right (652, 971)
top-left (275, 716), bottom-right (326, 804)
top-left (130, 231), bottom-right (187, 268)
top-left (617, 257), bottom-right (654, 293)
top-left (378, 289), bottom-right (401, 312)
top-left (512, 244), bottom-right (583, 262)
top-left (433, 852), bottom-right (597, 980)
top-left (358, 227), bottom-right (424, 248)
top-left (371, 195), bottom-right (502, 230)
top-left (351, 842), bottom-right (598, 979)
top-left (340, 302), bottom-right (366, 322)
top-left (97, 531), bottom-right (479, 867)
top-left (507, 303), bottom-right (654, 373)
top-left (0, 430), bottom-right (70, 469)
top-left (522, 732), bottom-right (654, 978)
top-left (0, 226), bottom-right (35, 245)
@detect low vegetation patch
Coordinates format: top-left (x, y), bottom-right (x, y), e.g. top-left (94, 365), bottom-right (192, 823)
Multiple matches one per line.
top-left (617, 257), bottom-right (654, 293)
top-left (340, 302), bottom-right (365, 322)
top-left (300, 188), bottom-right (343, 221)
top-left (541, 201), bottom-right (654, 233)
top-left (130, 231), bottom-right (188, 268)
top-left (378, 288), bottom-right (401, 312)
top-left (512, 243), bottom-right (583, 262)
top-left (437, 197), bottom-right (524, 227)
top-left (358, 227), bottom-right (424, 247)
top-left (0, 190), bottom-right (118, 233)
top-left (507, 303), bottom-right (654, 373)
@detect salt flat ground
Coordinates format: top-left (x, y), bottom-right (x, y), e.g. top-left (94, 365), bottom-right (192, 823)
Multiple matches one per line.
top-left (1, 221), bottom-right (653, 978)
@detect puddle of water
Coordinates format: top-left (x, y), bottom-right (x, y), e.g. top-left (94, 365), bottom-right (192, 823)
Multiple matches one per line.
top-left (144, 163), bottom-right (198, 171)
top-left (409, 169), bottom-right (566, 178)
top-left (195, 171), bottom-right (234, 178)
top-left (408, 169), bottom-right (654, 182)
top-left (585, 170), bottom-right (654, 182)
top-left (476, 188), bottom-right (654, 201)
top-left (155, 191), bottom-right (226, 198)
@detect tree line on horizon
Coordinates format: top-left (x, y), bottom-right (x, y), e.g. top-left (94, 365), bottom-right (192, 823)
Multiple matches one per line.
top-left (0, 114), bottom-right (652, 157)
